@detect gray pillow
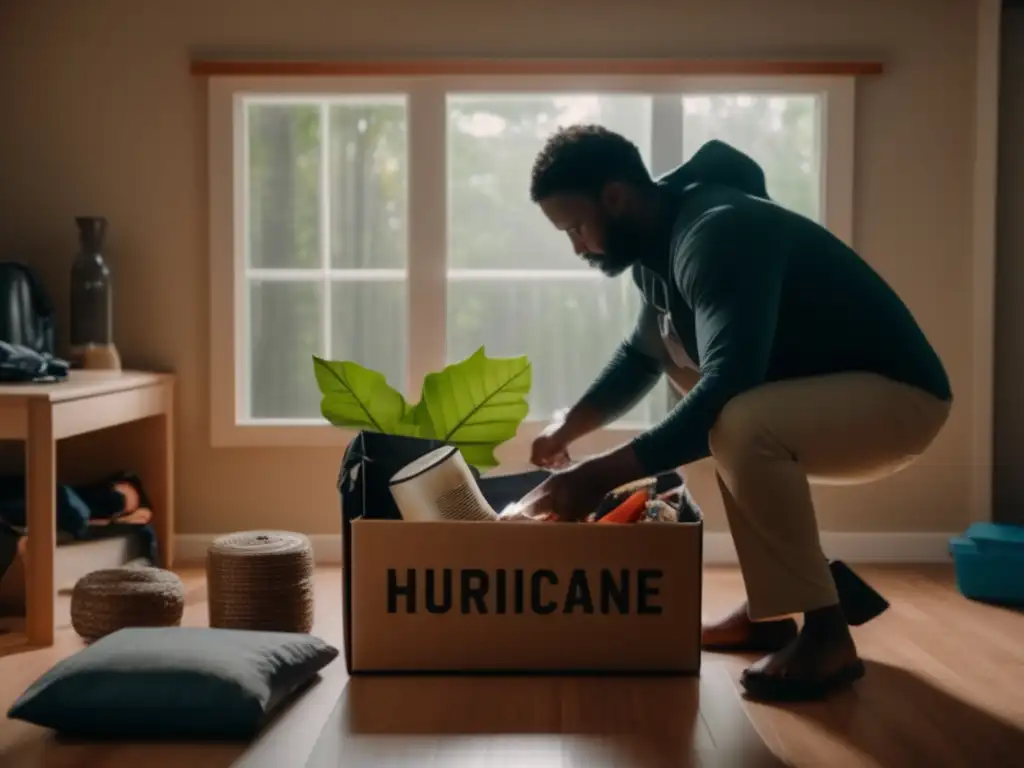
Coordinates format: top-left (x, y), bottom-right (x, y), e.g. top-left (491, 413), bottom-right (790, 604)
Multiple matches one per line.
top-left (7, 627), bottom-right (339, 740)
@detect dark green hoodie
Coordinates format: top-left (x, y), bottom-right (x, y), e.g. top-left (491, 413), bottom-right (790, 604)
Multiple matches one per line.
top-left (578, 140), bottom-right (952, 475)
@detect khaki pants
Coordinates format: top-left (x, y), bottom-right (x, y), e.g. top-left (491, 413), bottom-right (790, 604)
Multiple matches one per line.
top-left (670, 370), bottom-right (951, 621)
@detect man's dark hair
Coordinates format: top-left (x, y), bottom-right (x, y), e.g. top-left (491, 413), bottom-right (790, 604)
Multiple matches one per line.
top-left (529, 124), bottom-right (654, 203)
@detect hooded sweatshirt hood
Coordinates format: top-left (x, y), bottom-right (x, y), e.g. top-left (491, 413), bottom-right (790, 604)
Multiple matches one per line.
top-left (656, 139), bottom-right (770, 200)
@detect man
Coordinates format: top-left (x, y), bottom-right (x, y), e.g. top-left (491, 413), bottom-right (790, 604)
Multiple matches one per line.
top-left (524, 125), bottom-right (952, 701)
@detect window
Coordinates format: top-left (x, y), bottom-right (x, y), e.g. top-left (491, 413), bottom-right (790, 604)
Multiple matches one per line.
top-left (208, 74), bottom-right (854, 450)
top-left (241, 95), bottom-right (409, 422)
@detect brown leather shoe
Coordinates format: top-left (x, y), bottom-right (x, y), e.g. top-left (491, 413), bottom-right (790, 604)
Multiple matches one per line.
top-left (701, 602), bottom-right (799, 652)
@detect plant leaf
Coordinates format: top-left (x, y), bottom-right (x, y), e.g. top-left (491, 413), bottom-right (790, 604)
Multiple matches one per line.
top-left (420, 346), bottom-right (531, 469)
top-left (454, 443), bottom-right (501, 470)
top-left (313, 356), bottom-right (421, 436)
top-left (402, 400), bottom-right (436, 439)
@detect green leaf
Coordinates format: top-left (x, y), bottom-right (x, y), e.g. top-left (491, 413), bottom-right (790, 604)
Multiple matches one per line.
top-left (311, 348), bottom-right (532, 470)
top-left (312, 356), bottom-right (421, 437)
top-left (420, 346), bottom-right (531, 470)
top-left (454, 443), bottom-right (502, 471)
top-left (401, 400), bottom-right (435, 439)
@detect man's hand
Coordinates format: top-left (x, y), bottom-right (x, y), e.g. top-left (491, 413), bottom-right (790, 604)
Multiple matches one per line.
top-left (530, 420), bottom-right (572, 469)
top-left (519, 444), bottom-right (648, 522)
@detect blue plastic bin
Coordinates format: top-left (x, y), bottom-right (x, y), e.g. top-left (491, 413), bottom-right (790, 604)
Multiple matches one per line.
top-left (949, 522), bottom-right (1024, 606)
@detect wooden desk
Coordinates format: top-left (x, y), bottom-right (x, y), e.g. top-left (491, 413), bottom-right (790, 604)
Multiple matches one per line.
top-left (0, 371), bottom-right (174, 647)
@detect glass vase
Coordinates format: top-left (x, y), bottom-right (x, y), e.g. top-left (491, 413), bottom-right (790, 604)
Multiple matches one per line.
top-left (70, 216), bottom-right (121, 370)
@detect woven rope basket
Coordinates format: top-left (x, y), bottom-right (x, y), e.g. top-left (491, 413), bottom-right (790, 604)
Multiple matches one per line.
top-left (206, 530), bottom-right (315, 634)
top-left (71, 567), bottom-right (186, 643)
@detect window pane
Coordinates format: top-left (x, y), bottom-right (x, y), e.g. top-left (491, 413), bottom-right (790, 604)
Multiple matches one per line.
top-left (329, 99), bottom-right (408, 269)
top-left (447, 277), bottom-right (672, 425)
top-left (447, 94), bottom-right (668, 426)
top-left (248, 280), bottom-right (323, 420)
top-left (447, 94), bottom-right (652, 270)
top-left (246, 103), bottom-right (322, 269)
top-left (682, 94), bottom-right (820, 221)
top-left (330, 279), bottom-right (407, 395)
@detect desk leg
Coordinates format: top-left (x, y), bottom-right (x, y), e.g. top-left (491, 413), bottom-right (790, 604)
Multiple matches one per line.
top-left (25, 401), bottom-right (56, 646)
top-left (137, 406), bottom-right (174, 569)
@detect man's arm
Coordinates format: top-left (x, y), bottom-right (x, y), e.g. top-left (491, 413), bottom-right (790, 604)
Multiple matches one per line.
top-left (628, 207), bottom-right (786, 474)
top-left (556, 300), bottom-right (667, 444)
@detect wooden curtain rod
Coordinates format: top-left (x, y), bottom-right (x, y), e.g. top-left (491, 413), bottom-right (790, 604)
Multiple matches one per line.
top-left (190, 58), bottom-right (883, 78)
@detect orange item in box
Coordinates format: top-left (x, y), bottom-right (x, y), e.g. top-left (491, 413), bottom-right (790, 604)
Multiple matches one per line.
top-left (596, 490), bottom-right (649, 524)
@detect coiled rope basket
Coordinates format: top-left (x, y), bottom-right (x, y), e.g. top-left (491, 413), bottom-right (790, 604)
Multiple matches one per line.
top-left (71, 567), bottom-right (186, 643)
top-left (206, 530), bottom-right (315, 633)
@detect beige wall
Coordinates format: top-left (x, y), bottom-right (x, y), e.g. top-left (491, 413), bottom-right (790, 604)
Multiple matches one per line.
top-left (994, 2), bottom-right (1024, 525)
top-left (0, 0), bottom-right (979, 536)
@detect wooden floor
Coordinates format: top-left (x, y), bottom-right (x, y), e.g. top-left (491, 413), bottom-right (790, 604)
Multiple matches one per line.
top-left (0, 565), bottom-right (1022, 767)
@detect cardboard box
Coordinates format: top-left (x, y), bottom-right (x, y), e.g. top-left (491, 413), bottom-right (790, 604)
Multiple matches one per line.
top-left (339, 432), bottom-right (703, 674)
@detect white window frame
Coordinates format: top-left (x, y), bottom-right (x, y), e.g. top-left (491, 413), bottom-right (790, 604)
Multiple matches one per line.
top-left (207, 73), bottom-right (856, 460)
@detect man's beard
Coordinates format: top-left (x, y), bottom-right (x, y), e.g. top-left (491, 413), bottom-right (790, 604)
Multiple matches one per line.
top-left (581, 215), bottom-right (649, 277)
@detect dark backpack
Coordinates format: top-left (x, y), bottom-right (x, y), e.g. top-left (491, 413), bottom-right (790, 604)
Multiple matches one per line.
top-left (0, 261), bottom-right (68, 382)
top-left (0, 261), bottom-right (56, 355)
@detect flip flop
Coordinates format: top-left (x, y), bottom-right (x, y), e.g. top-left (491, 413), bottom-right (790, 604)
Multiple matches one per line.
top-left (701, 617), bottom-right (799, 653)
top-left (740, 658), bottom-right (866, 702)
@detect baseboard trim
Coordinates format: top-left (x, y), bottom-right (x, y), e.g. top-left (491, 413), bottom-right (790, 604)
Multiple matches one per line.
top-left (174, 532), bottom-right (955, 566)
